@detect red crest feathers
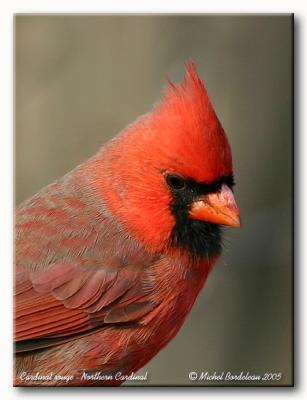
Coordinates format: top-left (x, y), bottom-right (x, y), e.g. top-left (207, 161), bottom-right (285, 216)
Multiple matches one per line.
top-left (145, 61), bottom-right (233, 183)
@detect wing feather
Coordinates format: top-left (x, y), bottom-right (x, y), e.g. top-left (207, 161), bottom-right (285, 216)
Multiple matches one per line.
top-left (15, 262), bottom-right (155, 352)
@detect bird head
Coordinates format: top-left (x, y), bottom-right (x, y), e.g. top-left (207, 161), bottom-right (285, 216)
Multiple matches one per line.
top-left (92, 63), bottom-right (240, 260)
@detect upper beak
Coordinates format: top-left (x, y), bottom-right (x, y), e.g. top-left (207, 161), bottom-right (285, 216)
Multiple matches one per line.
top-left (189, 184), bottom-right (240, 227)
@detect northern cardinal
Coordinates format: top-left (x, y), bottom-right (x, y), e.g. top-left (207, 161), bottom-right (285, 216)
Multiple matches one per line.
top-left (14, 63), bottom-right (240, 386)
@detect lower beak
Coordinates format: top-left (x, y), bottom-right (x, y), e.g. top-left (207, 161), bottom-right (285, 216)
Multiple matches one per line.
top-left (189, 184), bottom-right (240, 227)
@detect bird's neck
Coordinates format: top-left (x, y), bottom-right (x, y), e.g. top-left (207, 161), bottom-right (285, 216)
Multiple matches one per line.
top-left (84, 146), bottom-right (174, 255)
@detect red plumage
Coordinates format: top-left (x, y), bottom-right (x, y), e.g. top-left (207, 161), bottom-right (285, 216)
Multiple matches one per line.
top-left (14, 63), bottom-right (239, 386)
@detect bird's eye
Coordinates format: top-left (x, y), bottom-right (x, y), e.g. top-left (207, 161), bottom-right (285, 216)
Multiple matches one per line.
top-left (166, 174), bottom-right (186, 191)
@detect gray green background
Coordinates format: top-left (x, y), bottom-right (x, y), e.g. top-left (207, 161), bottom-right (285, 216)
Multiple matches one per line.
top-left (15, 15), bottom-right (293, 385)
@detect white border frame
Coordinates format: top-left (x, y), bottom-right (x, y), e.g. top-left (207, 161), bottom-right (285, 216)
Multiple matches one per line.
top-left (1, 2), bottom-right (304, 399)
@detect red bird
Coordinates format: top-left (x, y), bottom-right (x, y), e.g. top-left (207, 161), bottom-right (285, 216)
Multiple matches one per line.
top-left (14, 63), bottom-right (240, 386)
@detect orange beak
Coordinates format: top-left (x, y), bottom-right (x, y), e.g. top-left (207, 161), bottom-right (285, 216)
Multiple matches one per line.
top-left (189, 184), bottom-right (240, 227)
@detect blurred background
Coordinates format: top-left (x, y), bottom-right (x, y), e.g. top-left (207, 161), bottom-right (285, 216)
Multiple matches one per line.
top-left (15, 15), bottom-right (293, 385)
